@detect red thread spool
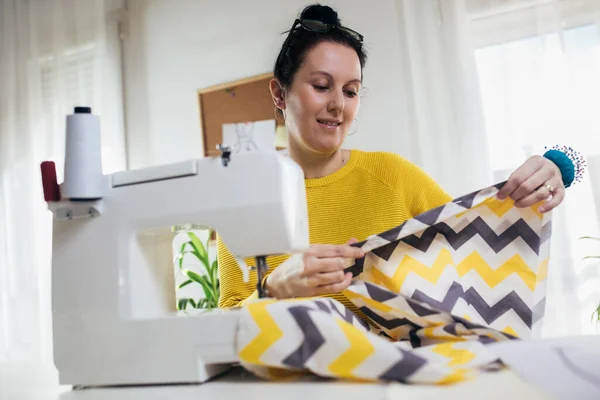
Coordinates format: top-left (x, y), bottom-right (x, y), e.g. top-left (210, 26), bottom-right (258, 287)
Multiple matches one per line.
top-left (40, 161), bottom-right (61, 201)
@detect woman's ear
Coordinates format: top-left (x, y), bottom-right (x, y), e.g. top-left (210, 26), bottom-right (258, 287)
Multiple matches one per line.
top-left (269, 79), bottom-right (286, 111)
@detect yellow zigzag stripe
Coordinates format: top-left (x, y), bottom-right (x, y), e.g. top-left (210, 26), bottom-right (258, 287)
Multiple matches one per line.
top-left (433, 343), bottom-right (476, 366)
top-left (456, 252), bottom-right (538, 291)
top-left (483, 197), bottom-right (518, 218)
top-left (328, 319), bottom-right (375, 378)
top-left (436, 368), bottom-right (473, 385)
top-left (264, 367), bottom-right (310, 380)
top-left (456, 197), bottom-right (543, 220)
top-left (343, 289), bottom-right (394, 313)
top-left (422, 326), bottom-right (467, 342)
top-left (432, 343), bottom-right (477, 385)
top-left (370, 249), bottom-right (540, 293)
top-left (502, 326), bottom-right (519, 337)
top-left (537, 259), bottom-right (549, 282)
top-left (238, 299), bottom-right (282, 364)
top-left (455, 197), bottom-right (512, 219)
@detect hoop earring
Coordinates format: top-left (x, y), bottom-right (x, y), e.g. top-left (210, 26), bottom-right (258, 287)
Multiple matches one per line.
top-left (274, 107), bottom-right (286, 123)
top-left (348, 119), bottom-right (359, 136)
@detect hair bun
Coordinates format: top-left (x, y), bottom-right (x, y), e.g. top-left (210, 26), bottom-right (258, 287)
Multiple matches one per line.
top-left (300, 4), bottom-right (341, 26)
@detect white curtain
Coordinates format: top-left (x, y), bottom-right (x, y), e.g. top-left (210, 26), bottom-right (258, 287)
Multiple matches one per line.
top-left (466, 0), bottom-right (600, 337)
top-left (393, 0), bottom-right (494, 196)
top-left (0, 0), bottom-right (126, 364)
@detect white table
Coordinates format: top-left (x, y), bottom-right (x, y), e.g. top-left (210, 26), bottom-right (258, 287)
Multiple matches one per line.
top-left (1, 362), bottom-right (551, 400)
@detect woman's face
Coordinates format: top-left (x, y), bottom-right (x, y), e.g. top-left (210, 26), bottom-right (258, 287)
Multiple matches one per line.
top-left (281, 41), bottom-right (362, 156)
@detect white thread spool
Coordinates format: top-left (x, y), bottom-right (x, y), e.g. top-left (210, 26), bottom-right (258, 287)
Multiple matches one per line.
top-left (62, 106), bottom-right (106, 200)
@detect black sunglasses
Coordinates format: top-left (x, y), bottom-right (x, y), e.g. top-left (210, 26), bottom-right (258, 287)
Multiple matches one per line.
top-left (287, 18), bottom-right (364, 43)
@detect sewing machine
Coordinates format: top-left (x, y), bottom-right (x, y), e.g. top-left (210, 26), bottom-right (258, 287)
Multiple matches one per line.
top-left (41, 109), bottom-right (310, 387)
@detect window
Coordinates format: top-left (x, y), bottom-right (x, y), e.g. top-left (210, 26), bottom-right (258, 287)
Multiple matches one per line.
top-left (474, 22), bottom-right (600, 335)
top-left (38, 42), bottom-right (126, 180)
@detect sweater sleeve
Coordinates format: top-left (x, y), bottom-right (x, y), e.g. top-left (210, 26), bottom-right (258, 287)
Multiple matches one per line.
top-left (387, 153), bottom-right (453, 218)
top-left (216, 234), bottom-right (261, 308)
top-left (406, 165), bottom-right (452, 217)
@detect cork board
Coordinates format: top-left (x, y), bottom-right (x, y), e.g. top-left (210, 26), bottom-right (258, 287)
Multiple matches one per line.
top-left (198, 72), bottom-right (283, 157)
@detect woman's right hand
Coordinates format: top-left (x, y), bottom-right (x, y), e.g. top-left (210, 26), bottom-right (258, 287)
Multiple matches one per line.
top-left (264, 240), bottom-right (365, 299)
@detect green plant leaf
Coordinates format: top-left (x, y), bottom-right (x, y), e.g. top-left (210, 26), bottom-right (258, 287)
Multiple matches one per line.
top-left (177, 298), bottom-right (189, 310)
top-left (205, 258), bottom-right (216, 288)
top-left (189, 299), bottom-right (197, 308)
top-left (175, 242), bottom-right (187, 270)
top-left (183, 268), bottom-right (205, 284)
top-left (583, 256), bottom-right (600, 260)
top-left (580, 236), bottom-right (600, 241)
top-left (210, 259), bottom-right (219, 289)
top-left (174, 250), bottom-right (198, 269)
top-left (591, 303), bottom-right (600, 322)
top-left (187, 232), bottom-right (209, 270)
top-left (196, 298), bottom-right (208, 308)
top-left (178, 279), bottom-right (193, 289)
top-left (183, 269), bottom-right (216, 305)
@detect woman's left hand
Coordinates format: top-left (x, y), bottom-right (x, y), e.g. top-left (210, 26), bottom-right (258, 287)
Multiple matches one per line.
top-left (497, 155), bottom-right (565, 214)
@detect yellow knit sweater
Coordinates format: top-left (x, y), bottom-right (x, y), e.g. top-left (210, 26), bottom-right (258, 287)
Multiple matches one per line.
top-left (217, 150), bottom-right (452, 314)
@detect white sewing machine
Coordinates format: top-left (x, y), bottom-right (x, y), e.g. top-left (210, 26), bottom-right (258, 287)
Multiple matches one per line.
top-left (41, 108), bottom-right (310, 388)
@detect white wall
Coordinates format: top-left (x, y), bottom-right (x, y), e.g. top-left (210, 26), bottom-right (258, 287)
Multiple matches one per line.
top-left (124, 0), bottom-right (412, 169)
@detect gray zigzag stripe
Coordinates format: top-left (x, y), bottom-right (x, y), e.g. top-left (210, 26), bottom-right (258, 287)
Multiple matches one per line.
top-left (345, 255), bottom-right (365, 278)
top-left (378, 221), bottom-right (406, 242)
top-left (412, 281), bottom-right (533, 327)
top-left (359, 306), bottom-right (423, 331)
top-left (362, 282), bottom-right (439, 317)
top-left (532, 298), bottom-right (546, 325)
top-left (378, 347), bottom-right (428, 382)
top-left (313, 300), bottom-right (370, 331)
top-left (371, 241), bottom-right (398, 262)
top-left (282, 305), bottom-right (325, 368)
top-left (346, 215), bottom-right (543, 275)
top-left (541, 221), bottom-right (552, 244)
top-left (364, 281), bottom-right (398, 302)
top-left (441, 322), bottom-right (514, 342)
top-left (402, 217), bottom-right (541, 255)
top-left (414, 205), bottom-right (445, 226)
top-left (452, 189), bottom-right (482, 209)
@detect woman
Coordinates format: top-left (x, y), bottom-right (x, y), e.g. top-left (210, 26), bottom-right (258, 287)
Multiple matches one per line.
top-left (217, 4), bottom-right (565, 313)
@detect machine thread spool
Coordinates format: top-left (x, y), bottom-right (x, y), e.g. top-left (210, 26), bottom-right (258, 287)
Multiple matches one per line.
top-left (62, 106), bottom-right (105, 200)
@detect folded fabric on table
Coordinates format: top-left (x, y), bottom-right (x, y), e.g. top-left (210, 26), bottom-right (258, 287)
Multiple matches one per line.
top-left (236, 182), bottom-right (552, 384)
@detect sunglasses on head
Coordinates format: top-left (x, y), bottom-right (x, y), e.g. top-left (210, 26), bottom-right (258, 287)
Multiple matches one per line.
top-left (288, 18), bottom-right (364, 43)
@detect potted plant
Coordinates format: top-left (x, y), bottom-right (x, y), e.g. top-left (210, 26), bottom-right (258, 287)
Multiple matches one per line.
top-left (172, 226), bottom-right (219, 310)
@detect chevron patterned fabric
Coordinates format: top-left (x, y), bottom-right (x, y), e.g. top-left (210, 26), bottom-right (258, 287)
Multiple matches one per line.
top-left (236, 183), bottom-right (552, 384)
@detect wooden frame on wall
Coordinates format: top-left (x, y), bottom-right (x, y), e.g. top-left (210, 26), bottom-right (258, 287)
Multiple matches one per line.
top-left (197, 72), bottom-right (284, 157)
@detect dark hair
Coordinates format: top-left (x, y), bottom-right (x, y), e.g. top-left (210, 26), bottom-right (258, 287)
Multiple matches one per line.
top-left (273, 4), bottom-right (367, 90)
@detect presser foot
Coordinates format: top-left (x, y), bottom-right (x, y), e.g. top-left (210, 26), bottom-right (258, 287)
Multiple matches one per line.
top-left (255, 256), bottom-right (269, 298)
